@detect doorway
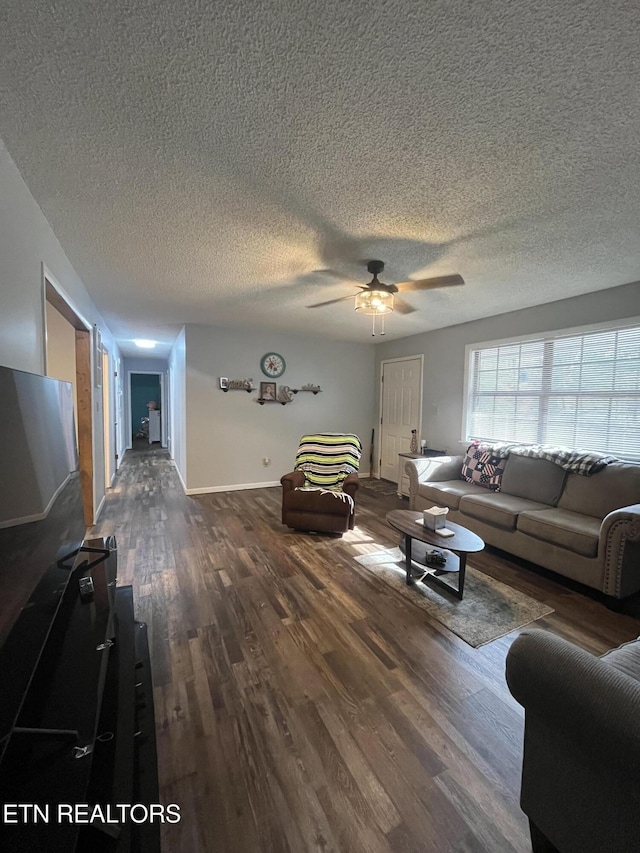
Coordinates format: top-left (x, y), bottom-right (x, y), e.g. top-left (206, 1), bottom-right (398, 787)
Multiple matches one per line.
top-left (379, 355), bottom-right (423, 483)
top-left (43, 272), bottom-right (95, 525)
top-left (129, 372), bottom-right (164, 448)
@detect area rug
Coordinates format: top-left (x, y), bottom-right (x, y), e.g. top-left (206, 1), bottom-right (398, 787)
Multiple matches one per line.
top-left (359, 477), bottom-right (398, 496)
top-left (354, 547), bottom-right (553, 647)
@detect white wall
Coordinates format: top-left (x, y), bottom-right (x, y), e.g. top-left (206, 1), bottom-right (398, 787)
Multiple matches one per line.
top-left (123, 356), bottom-right (169, 373)
top-left (168, 329), bottom-right (187, 486)
top-left (0, 138), bottom-right (120, 519)
top-left (183, 324), bottom-right (375, 492)
top-left (375, 281), bottom-right (640, 454)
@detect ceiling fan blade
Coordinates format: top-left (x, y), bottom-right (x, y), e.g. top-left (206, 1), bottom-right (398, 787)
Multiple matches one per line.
top-left (396, 273), bottom-right (465, 292)
top-left (312, 269), bottom-right (363, 287)
top-left (393, 296), bottom-right (418, 315)
top-left (307, 294), bottom-right (357, 308)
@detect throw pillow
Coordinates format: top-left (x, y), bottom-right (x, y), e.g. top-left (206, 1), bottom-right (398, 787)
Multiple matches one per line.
top-left (461, 442), bottom-right (508, 491)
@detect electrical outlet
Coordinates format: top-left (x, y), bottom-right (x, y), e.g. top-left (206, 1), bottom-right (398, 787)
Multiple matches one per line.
top-left (262, 457), bottom-right (271, 467)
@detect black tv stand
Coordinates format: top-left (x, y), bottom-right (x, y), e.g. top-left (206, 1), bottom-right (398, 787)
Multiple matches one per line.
top-left (0, 536), bottom-right (159, 852)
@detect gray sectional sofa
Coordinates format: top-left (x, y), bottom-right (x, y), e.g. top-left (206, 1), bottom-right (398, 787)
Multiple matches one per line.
top-left (405, 453), bottom-right (640, 600)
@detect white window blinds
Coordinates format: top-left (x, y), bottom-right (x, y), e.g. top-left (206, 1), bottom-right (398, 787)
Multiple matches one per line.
top-left (464, 322), bottom-right (640, 460)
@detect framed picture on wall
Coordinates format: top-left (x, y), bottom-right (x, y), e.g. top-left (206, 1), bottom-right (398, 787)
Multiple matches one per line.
top-left (94, 325), bottom-right (102, 388)
top-left (259, 381), bottom-right (276, 401)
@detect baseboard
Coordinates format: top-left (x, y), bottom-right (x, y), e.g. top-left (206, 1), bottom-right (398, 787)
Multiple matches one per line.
top-left (173, 467), bottom-right (372, 496)
top-left (172, 461), bottom-right (189, 494)
top-left (184, 480), bottom-right (281, 495)
top-left (94, 493), bottom-right (106, 524)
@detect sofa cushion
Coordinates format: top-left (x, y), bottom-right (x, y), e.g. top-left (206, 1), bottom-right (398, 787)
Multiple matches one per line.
top-left (558, 462), bottom-right (640, 520)
top-left (500, 455), bottom-right (566, 506)
top-left (461, 443), bottom-right (508, 491)
top-left (284, 486), bottom-right (353, 516)
top-left (459, 493), bottom-right (549, 530)
top-left (517, 508), bottom-right (600, 557)
top-left (417, 479), bottom-right (480, 511)
top-left (601, 638), bottom-right (640, 684)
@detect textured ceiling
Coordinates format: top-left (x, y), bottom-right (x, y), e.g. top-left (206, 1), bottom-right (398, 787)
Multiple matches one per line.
top-left (1, 0), bottom-right (640, 356)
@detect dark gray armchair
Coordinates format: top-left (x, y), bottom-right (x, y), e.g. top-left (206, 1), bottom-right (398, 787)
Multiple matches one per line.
top-left (506, 629), bottom-right (640, 853)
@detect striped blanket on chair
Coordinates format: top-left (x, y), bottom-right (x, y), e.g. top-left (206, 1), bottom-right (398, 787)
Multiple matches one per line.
top-left (295, 433), bottom-right (362, 487)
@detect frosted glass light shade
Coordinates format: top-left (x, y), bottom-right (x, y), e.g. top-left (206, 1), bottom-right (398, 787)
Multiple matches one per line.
top-left (354, 290), bottom-right (394, 315)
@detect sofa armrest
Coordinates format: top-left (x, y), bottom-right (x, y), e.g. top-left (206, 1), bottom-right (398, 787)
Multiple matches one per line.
top-left (405, 455), bottom-right (464, 484)
top-left (507, 629), bottom-right (640, 750)
top-left (342, 472), bottom-right (360, 499)
top-left (281, 470), bottom-right (305, 492)
top-left (405, 456), bottom-right (463, 508)
top-left (600, 503), bottom-right (640, 598)
top-left (506, 629), bottom-right (640, 852)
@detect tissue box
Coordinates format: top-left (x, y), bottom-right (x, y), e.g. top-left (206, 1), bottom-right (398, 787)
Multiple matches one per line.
top-left (423, 506), bottom-right (449, 531)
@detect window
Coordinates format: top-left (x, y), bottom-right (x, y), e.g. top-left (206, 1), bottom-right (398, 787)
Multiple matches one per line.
top-left (464, 321), bottom-right (640, 460)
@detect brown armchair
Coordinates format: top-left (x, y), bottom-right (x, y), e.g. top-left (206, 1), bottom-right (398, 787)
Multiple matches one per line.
top-left (281, 433), bottom-right (362, 534)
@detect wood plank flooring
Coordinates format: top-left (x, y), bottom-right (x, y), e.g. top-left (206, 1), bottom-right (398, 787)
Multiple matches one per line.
top-left (90, 448), bottom-right (640, 853)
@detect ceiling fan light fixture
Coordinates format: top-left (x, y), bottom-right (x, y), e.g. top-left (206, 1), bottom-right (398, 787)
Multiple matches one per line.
top-left (354, 290), bottom-right (394, 315)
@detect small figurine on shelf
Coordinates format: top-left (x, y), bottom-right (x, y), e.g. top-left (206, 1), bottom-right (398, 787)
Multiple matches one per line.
top-left (301, 383), bottom-right (322, 393)
top-left (410, 429), bottom-right (418, 453)
top-left (228, 378), bottom-right (254, 391)
top-left (277, 385), bottom-right (293, 403)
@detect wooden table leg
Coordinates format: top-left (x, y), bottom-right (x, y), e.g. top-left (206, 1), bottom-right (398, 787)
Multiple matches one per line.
top-left (421, 550), bottom-right (466, 600)
top-left (457, 552), bottom-right (466, 600)
top-left (405, 534), bottom-right (413, 585)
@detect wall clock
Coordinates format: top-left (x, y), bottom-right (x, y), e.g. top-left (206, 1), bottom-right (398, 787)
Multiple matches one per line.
top-left (260, 352), bottom-right (286, 378)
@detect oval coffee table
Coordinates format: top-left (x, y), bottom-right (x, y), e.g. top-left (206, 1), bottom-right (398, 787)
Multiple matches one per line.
top-left (386, 509), bottom-right (484, 600)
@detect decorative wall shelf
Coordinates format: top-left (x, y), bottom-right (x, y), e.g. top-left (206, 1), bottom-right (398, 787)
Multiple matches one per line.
top-left (220, 379), bottom-right (323, 405)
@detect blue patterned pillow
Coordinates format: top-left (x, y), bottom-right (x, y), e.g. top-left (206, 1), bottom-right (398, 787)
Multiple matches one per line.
top-left (462, 442), bottom-right (507, 491)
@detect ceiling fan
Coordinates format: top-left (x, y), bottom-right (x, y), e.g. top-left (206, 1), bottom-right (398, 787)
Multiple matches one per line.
top-left (307, 260), bottom-right (464, 315)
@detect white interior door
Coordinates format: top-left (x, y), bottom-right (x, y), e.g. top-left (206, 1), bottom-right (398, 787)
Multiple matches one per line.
top-left (115, 357), bottom-right (123, 470)
top-left (102, 347), bottom-right (112, 487)
top-left (379, 357), bottom-right (422, 482)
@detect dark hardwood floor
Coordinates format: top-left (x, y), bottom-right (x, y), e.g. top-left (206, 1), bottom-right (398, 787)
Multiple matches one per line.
top-left (90, 447), bottom-right (640, 853)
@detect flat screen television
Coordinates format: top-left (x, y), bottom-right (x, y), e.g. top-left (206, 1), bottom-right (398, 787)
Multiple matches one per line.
top-left (0, 365), bottom-right (86, 756)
